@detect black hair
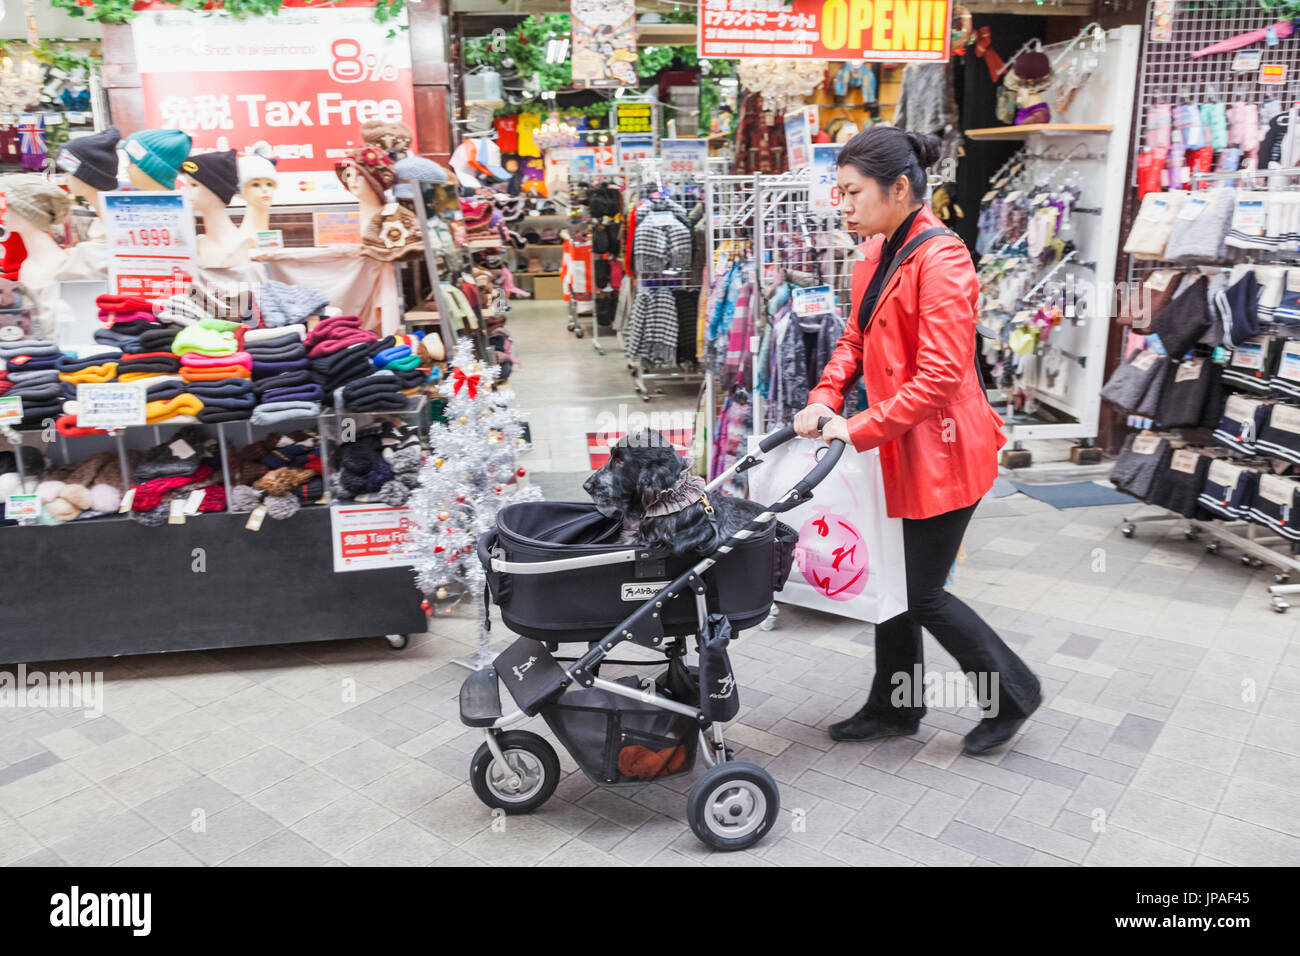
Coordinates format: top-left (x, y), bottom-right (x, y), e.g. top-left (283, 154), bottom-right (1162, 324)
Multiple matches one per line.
top-left (836, 126), bottom-right (941, 203)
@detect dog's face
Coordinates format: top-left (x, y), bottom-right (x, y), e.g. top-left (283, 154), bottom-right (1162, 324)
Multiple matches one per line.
top-left (583, 429), bottom-right (686, 520)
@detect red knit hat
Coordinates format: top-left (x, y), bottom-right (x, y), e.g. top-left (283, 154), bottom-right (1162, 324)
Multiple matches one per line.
top-left (335, 146), bottom-right (397, 197)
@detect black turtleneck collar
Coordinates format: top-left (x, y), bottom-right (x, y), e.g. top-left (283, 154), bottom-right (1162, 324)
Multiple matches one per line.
top-left (883, 206), bottom-right (924, 257)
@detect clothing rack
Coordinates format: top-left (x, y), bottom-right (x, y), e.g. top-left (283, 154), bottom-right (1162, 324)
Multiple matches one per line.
top-left (619, 162), bottom-right (706, 401)
top-left (1111, 3), bottom-right (1300, 612)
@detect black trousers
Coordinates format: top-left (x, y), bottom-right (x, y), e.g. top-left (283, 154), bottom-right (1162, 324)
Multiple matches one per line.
top-left (863, 501), bottom-right (1041, 723)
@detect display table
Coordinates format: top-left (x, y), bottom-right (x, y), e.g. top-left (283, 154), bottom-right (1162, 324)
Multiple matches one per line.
top-left (0, 507), bottom-right (425, 664)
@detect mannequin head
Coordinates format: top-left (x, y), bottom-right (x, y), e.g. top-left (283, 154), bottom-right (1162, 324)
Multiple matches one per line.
top-left (0, 174), bottom-right (72, 238)
top-left (122, 129), bottom-right (192, 191)
top-left (243, 176), bottom-right (275, 209)
top-left (57, 126), bottom-right (121, 213)
top-left (127, 164), bottom-right (171, 192)
top-left (334, 146), bottom-right (396, 203)
top-left (0, 174), bottom-right (72, 283)
top-left (238, 143), bottom-right (279, 210)
top-left (180, 150), bottom-right (239, 212)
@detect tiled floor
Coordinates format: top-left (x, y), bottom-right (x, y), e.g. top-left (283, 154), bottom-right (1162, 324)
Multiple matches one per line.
top-left (2, 302), bottom-right (1297, 866)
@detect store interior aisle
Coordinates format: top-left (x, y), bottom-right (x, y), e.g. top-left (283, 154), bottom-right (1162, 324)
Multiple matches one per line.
top-left (506, 299), bottom-right (700, 501)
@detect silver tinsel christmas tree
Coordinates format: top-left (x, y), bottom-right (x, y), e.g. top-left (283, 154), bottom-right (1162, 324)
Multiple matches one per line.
top-left (410, 339), bottom-right (542, 665)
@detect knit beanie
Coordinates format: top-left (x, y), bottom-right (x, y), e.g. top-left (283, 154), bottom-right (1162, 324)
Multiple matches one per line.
top-left (181, 149), bottom-right (239, 205)
top-left (256, 282), bottom-right (330, 329)
top-left (172, 325), bottom-right (237, 356)
top-left (0, 174), bottom-right (73, 230)
top-left (123, 129), bottom-right (193, 189)
top-left (334, 145), bottom-right (396, 197)
top-left (57, 126), bottom-right (122, 192)
top-left (238, 143), bottom-right (278, 189)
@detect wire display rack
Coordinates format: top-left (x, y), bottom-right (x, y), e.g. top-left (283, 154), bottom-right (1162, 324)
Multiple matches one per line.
top-left (621, 156), bottom-right (707, 402)
top-left (753, 169), bottom-right (860, 434)
top-left (1120, 4), bottom-right (1300, 612)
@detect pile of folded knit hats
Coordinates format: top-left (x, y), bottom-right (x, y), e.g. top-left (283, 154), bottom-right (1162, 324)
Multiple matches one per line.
top-left (94, 294), bottom-right (167, 352)
top-left (127, 426), bottom-right (226, 525)
top-left (365, 335), bottom-right (426, 395)
top-left (171, 321), bottom-right (255, 424)
top-left (228, 432), bottom-right (324, 519)
top-left (329, 421), bottom-right (422, 505)
top-left (1, 340), bottom-right (72, 428)
top-left (305, 315), bottom-right (381, 406)
top-left (247, 325), bottom-right (320, 424)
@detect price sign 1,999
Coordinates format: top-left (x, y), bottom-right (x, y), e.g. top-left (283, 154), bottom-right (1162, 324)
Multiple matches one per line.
top-left (125, 228), bottom-right (175, 248)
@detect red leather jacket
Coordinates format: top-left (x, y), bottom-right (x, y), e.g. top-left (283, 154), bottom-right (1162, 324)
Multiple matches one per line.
top-left (808, 206), bottom-right (1006, 520)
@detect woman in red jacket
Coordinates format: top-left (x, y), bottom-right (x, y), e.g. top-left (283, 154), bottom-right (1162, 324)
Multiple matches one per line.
top-left (794, 126), bottom-right (1041, 755)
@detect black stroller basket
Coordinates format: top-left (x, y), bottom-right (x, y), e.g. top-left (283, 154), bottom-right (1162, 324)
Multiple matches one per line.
top-left (479, 500), bottom-right (797, 643)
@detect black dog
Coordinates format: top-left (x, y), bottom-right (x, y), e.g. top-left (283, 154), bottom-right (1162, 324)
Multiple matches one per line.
top-left (583, 429), bottom-right (765, 556)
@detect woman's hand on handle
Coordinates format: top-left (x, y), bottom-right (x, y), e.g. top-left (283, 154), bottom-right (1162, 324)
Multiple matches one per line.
top-left (819, 416), bottom-right (851, 446)
top-left (794, 403), bottom-right (836, 439)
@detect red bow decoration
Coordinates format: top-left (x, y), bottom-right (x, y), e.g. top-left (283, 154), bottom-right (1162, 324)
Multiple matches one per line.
top-left (452, 367), bottom-right (480, 399)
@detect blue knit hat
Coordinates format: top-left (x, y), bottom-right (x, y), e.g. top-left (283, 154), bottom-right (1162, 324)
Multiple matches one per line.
top-left (123, 129), bottom-right (192, 189)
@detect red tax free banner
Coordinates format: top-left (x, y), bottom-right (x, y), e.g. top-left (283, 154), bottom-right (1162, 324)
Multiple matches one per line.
top-left (699, 0), bottom-right (952, 61)
top-left (132, 0), bottom-right (416, 205)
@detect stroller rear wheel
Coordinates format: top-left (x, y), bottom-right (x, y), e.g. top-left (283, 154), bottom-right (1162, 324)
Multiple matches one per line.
top-left (687, 761), bottom-right (780, 851)
top-left (470, 731), bottom-right (560, 814)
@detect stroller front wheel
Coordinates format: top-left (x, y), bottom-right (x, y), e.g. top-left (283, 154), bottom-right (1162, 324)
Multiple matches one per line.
top-left (687, 761), bottom-right (780, 851)
top-left (470, 731), bottom-right (560, 814)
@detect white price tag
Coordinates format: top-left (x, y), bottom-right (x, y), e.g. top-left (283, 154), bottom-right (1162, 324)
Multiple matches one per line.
top-left (170, 438), bottom-right (196, 459)
top-left (1269, 404), bottom-right (1300, 435)
top-left (168, 498), bottom-right (187, 524)
top-left (4, 494), bottom-right (39, 519)
top-left (245, 505), bottom-right (267, 531)
top-left (0, 395), bottom-right (22, 423)
top-left (1132, 434), bottom-right (1161, 455)
top-left (791, 285), bottom-right (835, 317)
top-left (184, 488), bottom-right (206, 515)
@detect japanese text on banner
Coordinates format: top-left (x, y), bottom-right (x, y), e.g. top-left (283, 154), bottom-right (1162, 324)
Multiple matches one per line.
top-left (699, 0), bottom-right (951, 61)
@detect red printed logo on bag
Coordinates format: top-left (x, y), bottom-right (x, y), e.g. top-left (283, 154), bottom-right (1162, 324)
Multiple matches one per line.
top-left (798, 510), bottom-right (869, 601)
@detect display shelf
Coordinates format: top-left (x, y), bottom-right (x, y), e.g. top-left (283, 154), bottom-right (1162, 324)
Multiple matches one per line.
top-left (0, 508), bottom-right (424, 663)
top-left (965, 123), bottom-right (1114, 140)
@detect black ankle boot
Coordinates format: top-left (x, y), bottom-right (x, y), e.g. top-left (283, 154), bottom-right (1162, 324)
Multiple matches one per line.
top-left (828, 709), bottom-right (920, 742)
top-left (962, 697), bottom-right (1040, 755)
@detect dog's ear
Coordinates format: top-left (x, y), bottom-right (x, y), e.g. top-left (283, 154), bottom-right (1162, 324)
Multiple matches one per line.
top-left (635, 454), bottom-right (684, 512)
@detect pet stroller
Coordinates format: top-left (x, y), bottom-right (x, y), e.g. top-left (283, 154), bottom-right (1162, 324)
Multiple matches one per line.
top-left (457, 423), bottom-right (844, 851)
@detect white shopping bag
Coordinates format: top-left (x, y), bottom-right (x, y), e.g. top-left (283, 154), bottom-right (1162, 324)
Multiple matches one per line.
top-left (747, 435), bottom-right (907, 624)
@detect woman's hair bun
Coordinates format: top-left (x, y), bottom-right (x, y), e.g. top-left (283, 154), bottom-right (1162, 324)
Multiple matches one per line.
top-left (904, 131), bottom-right (942, 169)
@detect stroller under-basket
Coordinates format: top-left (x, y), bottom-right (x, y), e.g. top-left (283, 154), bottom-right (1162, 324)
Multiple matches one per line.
top-left (457, 423), bottom-right (844, 851)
